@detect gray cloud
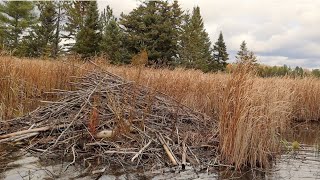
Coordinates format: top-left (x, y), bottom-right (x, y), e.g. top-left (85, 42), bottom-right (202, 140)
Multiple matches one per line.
top-left (98, 0), bottom-right (320, 69)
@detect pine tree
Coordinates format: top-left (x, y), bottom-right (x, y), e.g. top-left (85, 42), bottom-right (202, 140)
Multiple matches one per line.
top-left (120, 1), bottom-right (183, 66)
top-left (236, 41), bottom-right (257, 64)
top-left (0, 1), bottom-right (36, 55)
top-left (73, 1), bottom-right (101, 58)
top-left (178, 12), bottom-right (193, 66)
top-left (213, 31), bottom-right (229, 71)
top-left (21, 1), bottom-right (57, 57)
top-left (53, 1), bottom-right (63, 58)
top-left (179, 6), bottom-right (213, 72)
top-left (100, 6), bottom-right (128, 64)
top-left (170, 0), bottom-right (184, 65)
top-left (63, 1), bottom-right (89, 53)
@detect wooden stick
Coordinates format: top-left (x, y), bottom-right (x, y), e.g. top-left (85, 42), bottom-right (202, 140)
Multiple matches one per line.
top-left (92, 167), bottom-right (106, 175)
top-left (181, 133), bottom-right (189, 170)
top-left (157, 133), bottom-right (178, 166)
top-left (0, 126), bottom-right (50, 140)
top-left (104, 151), bottom-right (137, 154)
top-left (64, 144), bottom-right (76, 172)
top-left (0, 124), bottom-right (67, 140)
top-left (187, 145), bottom-right (200, 164)
top-left (131, 140), bottom-right (152, 162)
top-left (0, 132), bottom-right (39, 143)
top-left (182, 141), bottom-right (186, 169)
top-left (14, 132), bottom-right (39, 142)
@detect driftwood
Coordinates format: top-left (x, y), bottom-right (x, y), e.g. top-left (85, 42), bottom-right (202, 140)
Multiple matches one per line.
top-left (0, 70), bottom-right (218, 174)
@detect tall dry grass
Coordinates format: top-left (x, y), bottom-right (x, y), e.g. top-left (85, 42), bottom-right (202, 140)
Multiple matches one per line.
top-left (0, 56), bottom-right (94, 120)
top-left (218, 63), bottom-right (292, 169)
top-left (1, 56), bottom-right (320, 168)
top-left (291, 78), bottom-right (320, 121)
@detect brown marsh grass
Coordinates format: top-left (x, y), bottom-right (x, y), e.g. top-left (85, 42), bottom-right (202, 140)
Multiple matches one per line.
top-left (218, 63), bottom-right (292, 169)
top-left (1, 55), bottom-right (320, 169)
top-left (0, 56), bottom-right (94, 119)
top-left (291, 77), bottom-right (320, 121)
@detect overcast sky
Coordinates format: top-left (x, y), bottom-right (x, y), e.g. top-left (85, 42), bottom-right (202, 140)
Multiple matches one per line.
top-left (98, 0), bottom-right (320, 69)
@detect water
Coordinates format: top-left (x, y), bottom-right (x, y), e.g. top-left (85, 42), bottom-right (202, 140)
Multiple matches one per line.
top-left (1, 123), bottom-right (319, 180)
top-left (269, 122), bottom-right (320, 180)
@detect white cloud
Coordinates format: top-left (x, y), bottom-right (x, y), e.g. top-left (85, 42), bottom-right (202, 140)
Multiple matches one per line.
top-left (258, 56), bottom-right (319, 69)
top-left (97, 0), bottom-right (138, 17)
top-left (97, 0), bottom-right (320, 68)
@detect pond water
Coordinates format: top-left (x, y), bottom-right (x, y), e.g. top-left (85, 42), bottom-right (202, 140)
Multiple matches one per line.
top-left (269, 122), bottom-right (320, 180)
top-left (1, 123), bottom-right (319, 180)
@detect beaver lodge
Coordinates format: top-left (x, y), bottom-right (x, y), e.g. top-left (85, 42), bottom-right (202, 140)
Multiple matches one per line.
top-left (0, 70), bottom-right (219, 176)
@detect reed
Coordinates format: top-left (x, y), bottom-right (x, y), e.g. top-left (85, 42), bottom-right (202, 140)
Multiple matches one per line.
top-left (291, 77), bottom-right (320, 121)
top-left (0, 56), bottom-right (93, 120)
top-left (218, 62), bottom-right (291, 169)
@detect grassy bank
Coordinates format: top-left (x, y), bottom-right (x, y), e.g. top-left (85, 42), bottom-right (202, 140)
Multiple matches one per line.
top-left (1, 56), bottom-right (320, 169)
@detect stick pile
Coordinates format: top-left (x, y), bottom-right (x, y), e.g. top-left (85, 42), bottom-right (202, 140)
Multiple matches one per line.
top-left (0, 71), bottom-right (218, 174)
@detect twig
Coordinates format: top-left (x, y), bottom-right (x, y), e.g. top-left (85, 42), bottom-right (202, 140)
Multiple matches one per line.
top-left (64, 144), bottom-right (76, 172)
top-left (131, 140), bottom-right (152, 162)
top-left (43, 75), bottom-right (109, 154)
top-left (92, 167), bottom-right (106, 174)
top-left (13, 132), bottom-right (39, 142)
top-left (104, 150), bottom-right (138, 154)
top-left (187, 145), bottom-right (200, 164)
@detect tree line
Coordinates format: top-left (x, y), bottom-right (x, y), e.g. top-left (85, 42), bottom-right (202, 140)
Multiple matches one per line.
top-left (257, 65), bottom-right (320, 78)
top-left (0, 1), bottom-right (316, 76)
top-left (0, 0), bottom-right (230, 72)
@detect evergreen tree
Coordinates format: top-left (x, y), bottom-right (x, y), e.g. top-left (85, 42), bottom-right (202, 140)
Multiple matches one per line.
top-left (178, 12), bottom-right (192, 66)
top-left (293, 66), bottom-right (304, 77)
top-left (63, 1), bottom-right (89, 53)
top-left (170, 0), bottom-right (184, 65)
top-left (21, 1), bottom-right (58, 57)
top-left (53, 1), bottom-right (63, 58)
top-left (213, 31), bottom-right (229, 71)
top-left (0, 1), bottom-right (36, 55)
top-left (100, 6), bottom-right (128, 64)
top-left (236, 40), bottom-right (257, 64)
top-left (312, 69), bottom-right (320, 78)
top-left (0, 22), bottom-right (4, 49)
top-left (73, 1), bottom-right (101, 58)
top-left (120, 1), bottom-right (183, 66)
top-left (179, 6), bottom-right (213, 72)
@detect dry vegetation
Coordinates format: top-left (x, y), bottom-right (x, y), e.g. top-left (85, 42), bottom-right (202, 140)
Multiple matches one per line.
top-left (218, 63), bottom-right (291, 169)
top-left (0, 56), bottom-right (94, 120)
top-left (1, 55), bottom-right (320, 169)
